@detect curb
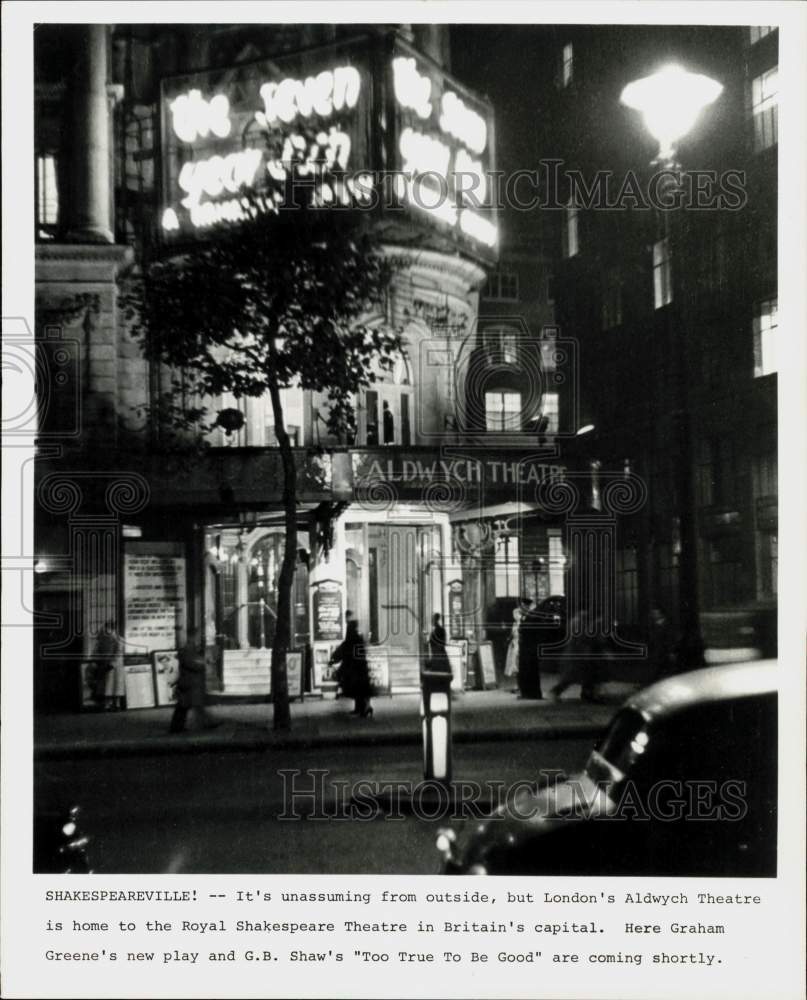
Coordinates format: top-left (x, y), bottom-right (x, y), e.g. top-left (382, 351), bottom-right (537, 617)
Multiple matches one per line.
top-left (34, 718), bottom-right (610, 762)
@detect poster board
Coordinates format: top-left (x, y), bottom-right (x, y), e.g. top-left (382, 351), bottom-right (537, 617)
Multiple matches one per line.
top-left (286, 651), bottom-right (303, 700)
top-left (313, 646), bottom-right (337, 689)
top-left (312, 580), bottom-right (343, 642)
top-left (124, 542), bottom-right (187, 653)
top-left (153, 649), bottom-right (179, 706)
top-left (477, 640), bottom-right (498, 689)
top-left (445, 640), bottom-right (469, 692)
top-left (124, 663), bottom-right (157, 709)
top-left (365, 646), bottom-right (391, 695)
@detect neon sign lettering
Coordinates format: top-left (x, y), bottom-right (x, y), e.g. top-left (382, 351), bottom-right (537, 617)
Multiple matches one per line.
top-left (399, 127), bottom-right (451, 178)
top-left (177, 149), bottom-right (264, 209)
top-left (257, 66), bottom-right (361, 126)
top-left (392, 57), bottom-right (433, 119)
top-left (170, 89), bottom-right (232, 143)
top-left (440, 91), bottom-right (487, 155)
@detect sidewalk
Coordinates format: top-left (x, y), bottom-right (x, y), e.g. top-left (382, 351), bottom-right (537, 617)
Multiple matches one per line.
top-left (34, 674), bottom-right (639, 760)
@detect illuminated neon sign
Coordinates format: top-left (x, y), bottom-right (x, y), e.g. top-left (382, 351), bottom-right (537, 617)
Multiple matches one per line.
top-left (160, 37), bottom-right (497, 259)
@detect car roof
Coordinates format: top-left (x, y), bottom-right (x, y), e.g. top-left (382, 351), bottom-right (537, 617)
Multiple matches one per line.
top-left (625, 659), bottom-right (778, 722)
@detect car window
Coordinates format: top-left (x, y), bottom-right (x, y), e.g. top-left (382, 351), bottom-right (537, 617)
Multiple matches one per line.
top-left (595, 707), bottom-right (649, 776)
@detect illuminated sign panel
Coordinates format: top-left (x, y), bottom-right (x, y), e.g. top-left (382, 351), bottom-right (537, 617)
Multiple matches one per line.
top-left (159, 36), bottom-right (497, 261)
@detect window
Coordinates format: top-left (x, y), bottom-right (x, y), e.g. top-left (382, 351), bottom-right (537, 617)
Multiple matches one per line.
top-left (484, 325), bottom-right (519, 363)
top-left (484, 271), bottom-right (519, 301)
top-left (359, 349), bottom-right (413, 446)
top-left (548, 528), bottom-right (565, 595)
top-left (753, 297), bottom-right (777, 376)
top-left (752, 67), bottom-right (778, 152)
top-left (601, 270), bottom-right (623, 329)
top-left (561, 43), bottom-right (574, 87)
top-left (748, 25), bottom-right (774, 44)
top-left (485, 390), bottom-right (521, 432)
top-left (494, 533), bottom-right (520, 597)
top-left (698, 437), bottom-right (740, 508)
top-left (36, 153), bottom-right (59, 235)
top-left (562, 200), bottom-right (579, 258)
top-left (542, 392), bottom-right (559, 434)
top-left (653, 238), bottom-right (672, 308)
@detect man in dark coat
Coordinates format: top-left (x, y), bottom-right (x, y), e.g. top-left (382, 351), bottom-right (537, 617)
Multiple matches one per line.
top-left (427, 613), bottom-right (453, 675)
top-left (517, 598), bottom-right (544, 699)
top-left (169, 626), bottom-right (219, 733)
top-left (330, 614), bottom-right (373, 717)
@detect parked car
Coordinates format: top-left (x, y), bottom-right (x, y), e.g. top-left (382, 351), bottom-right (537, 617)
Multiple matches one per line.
top-left (438, 660), bottom-right (777, 876)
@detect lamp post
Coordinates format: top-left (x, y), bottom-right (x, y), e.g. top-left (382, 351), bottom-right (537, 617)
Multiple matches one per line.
top-left (620, 64), bottom-right (722, 667)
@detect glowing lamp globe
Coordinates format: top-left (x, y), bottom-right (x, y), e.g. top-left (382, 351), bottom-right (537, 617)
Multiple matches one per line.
top-left (620, 65), bottom-right (723, 161)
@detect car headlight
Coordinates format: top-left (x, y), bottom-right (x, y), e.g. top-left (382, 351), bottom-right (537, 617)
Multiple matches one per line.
top-left (467, 864), bottom-right (487, 875)
top-left (436, 827), bottom-right (456, 860)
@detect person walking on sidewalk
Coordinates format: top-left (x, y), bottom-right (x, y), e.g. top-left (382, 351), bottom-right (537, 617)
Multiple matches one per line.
top-left (517, 597), bottom-right (544, 700)
top-left (330, 614), bottom-right (373, 717)
top-left (549, 609), bottom-right (608, 702)
top-left (169, 626), bottom-right (219, 733)
top-left (504, 604), bottom-right (524, 692)
top-left (427, 613), bottom-right (452, 675)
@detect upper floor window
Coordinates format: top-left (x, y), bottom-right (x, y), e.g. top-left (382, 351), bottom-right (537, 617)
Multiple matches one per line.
top-left (748, 25), bottom-right (774, 44)
top-left (359, 349), bottom-right (413, 446)
top-left (601, 270), bottom-right (623, 329)
top-left (753, 297), bottom-right (777, 377)
top-left (752, 67), bottom-right (778, 152)
top-left (484, 325), bottom-right (520, 364)
top-left (542, 391), bottom-right (560, 434)
top-left (36, 153), bottom-right (59, 237)
top-left (485, 390), bottom-right (521, 432)
top-left (484, 271), bottom-right (519, 301)
top-left (562, 200), bottom-right (579, 258)
top-left (653, 238), bottom-right (672, 309)
top-left (561, 43), bottom-right (574, 87)
top-left (215, 387), bottom-right (304, 447)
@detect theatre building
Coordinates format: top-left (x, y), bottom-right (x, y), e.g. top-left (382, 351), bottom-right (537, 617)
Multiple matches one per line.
top-left (33, 22), bottom-right (615, 710)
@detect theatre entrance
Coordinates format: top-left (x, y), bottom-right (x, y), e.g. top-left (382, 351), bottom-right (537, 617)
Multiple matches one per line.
top-left (343, 521), bottom-right (443, 690)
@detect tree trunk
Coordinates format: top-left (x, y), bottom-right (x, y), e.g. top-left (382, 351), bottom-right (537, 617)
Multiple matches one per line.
top-left (267, 371), bottom-right (295, 731)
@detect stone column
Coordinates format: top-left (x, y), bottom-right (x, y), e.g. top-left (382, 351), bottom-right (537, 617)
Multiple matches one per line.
top-left (65, 25), bottom-right (114, 244)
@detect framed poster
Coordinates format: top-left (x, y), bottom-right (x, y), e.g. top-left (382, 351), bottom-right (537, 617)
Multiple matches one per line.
top-left (153, 649), bottom-right (179, 706)
top-left (477, 640), bottom-right (498, 689)
top-left (312, 580), bottom-right (343, 642)
top-left (365, 646), bottom-right (391, 695)
top-left (124, 663), bottom-right (157, 709)
top-left (445, 640), bottom-right (468, 692)
top-left (313, 646), bottom-right (337, 689)
top-left (286, 651), bottom-right (304, 700)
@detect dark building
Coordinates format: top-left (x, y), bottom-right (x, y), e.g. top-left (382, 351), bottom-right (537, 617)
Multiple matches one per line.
top-left (541, 25), bottom-right (778, 658)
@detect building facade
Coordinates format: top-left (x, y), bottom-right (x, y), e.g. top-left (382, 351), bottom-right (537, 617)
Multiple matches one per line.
top-left (34, 23), bottom-right (577, 709)
top-left (542, 24), bottom-right (778, 658)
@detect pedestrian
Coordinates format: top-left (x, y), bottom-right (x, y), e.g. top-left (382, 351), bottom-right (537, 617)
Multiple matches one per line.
top-left (504, 604), bottom-right (523, 692)
top-left (427, 613), bottom-right (453, 675)
top-left (169, 626), bottom-right (219, 733)
top-left (549, 609), bottom-right (606, 702)
top-left (517, 597), bottom-right (544, 699)
top-left (89, 620), bottom-right (123, 710)
top-left (330, 613), bottom-right (373, 717)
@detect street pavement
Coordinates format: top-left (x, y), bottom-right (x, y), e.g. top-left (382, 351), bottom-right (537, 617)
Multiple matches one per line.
top-left (34, 672), bottom-right (640, 760)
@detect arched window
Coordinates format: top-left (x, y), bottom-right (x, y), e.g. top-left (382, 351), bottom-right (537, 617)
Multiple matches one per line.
top-left (359, 348), bottom-right (414, 447)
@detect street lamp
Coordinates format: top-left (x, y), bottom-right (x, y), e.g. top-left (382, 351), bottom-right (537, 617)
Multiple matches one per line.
top-left (620, 64), bottom-right (723, 164)
top-left (620, 63), bottom-right (722, 668)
